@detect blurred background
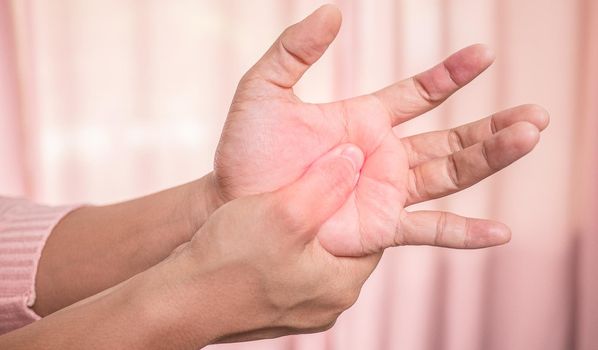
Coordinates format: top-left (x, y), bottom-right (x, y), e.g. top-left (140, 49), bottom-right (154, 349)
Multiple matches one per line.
top-left (0, 0), bottom-right (597, 349)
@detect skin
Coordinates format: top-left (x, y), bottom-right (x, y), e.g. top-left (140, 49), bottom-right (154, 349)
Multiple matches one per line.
top-left (213, 5), bottom-right (549, 255)
top-left (6, 3), bottom-right (550, 347)
top-left (32, 176), bottom-right (221, 316)
top-left (1, 144), bottom-right (378, 348)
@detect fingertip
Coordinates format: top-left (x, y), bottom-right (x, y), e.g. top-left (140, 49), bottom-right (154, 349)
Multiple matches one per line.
top-left (483, 121), bottom-right (541, 170)
top-left (491, 221), bottom-right (512, 245)
top-left (471, 43), bottom-right (496, 64)
top-left (514, 121), bottom-right (542, 148)
top-left (467, 220), bottom-right (512, 248)
top-left (317, 3), bottom-right (342, 23)
top-left (279, 143), bottom-right (362, 235)
top-left (521, 104), bottom-right (551, 131)
top-left (502, 225), bottom-right (513, 244)
top-left (307, 3), bottom-right (342, 40)
top-left (252, 3), bottom-right (342, 89)
top-left (340, 144), bottom-right (364, 173)
top-left (445, 44), bottom-right (495, 86)
top-left (493, 121), bottom-right (541, 155)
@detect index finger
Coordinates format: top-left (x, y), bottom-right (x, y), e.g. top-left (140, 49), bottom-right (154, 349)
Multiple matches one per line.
top-left (373, 44), bottom-right (495, 126)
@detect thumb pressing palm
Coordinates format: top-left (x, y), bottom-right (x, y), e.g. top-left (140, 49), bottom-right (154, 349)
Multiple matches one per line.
top-left (213, 5), bottom-right (549, 256)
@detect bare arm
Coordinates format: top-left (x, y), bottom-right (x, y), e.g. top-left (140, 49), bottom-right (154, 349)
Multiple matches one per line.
top-left (32, 173), bottom-right (222, 316)
top-left (0, 146), bottom-right (378, 349)
top-left (30, 3), bottom-right (549, 317)
top-left (0, 253), bottom-right (222, 350)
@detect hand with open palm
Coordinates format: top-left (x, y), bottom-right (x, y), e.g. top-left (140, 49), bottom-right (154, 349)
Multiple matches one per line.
top-left (212, 5), bottom-right (548, 256)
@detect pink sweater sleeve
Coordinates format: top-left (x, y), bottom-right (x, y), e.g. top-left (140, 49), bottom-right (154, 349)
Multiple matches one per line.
top-left (0, 197), bottom-right (80, 335)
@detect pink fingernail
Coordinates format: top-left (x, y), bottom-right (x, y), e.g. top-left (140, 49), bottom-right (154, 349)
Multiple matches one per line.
top-left (340, 145), bottom-right (364, 172)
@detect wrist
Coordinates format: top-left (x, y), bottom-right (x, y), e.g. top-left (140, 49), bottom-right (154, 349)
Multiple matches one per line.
top-left (120, 247), bottom-right (268, 348)
top-left (4, 267), bottom-right (206, 350)
top-left (186, 172), bottom-right (225, 234)
top-left (137, 241), bottom-right (285, 347)
top-left (112, 259), bottom-right (220, 349)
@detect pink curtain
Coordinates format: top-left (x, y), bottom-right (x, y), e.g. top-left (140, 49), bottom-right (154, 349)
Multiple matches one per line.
top-left (1, 0), bottom-right (596, 349)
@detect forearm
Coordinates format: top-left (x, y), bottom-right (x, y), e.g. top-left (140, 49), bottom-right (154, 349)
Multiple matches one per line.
top-left (33, 172), bottom-right (223, 316)
top-left (0, 284), bottom-right (164, 349)
top-left (1, 254), bottom-right (221, 349)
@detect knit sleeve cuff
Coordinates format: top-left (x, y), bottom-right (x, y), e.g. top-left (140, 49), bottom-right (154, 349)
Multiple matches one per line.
top-left (0, 198), bottom-right (81, 334)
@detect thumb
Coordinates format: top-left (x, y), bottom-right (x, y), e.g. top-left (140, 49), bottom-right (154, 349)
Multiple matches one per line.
top-left (245, 4), bottom-right (342, 89)
top-left (272, 143), bottom-right (364, 236)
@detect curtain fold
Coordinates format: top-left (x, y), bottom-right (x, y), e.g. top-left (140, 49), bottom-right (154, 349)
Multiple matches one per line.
top-left (0, 0), bottom-right (27, 196)
top-left (0, 0), bottom-right (595, 349)
top-left (576, 0), bottom-right (598, 348)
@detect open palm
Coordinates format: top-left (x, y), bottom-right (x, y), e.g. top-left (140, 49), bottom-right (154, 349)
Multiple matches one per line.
top-left (213, 5), bottom-right (548, 256)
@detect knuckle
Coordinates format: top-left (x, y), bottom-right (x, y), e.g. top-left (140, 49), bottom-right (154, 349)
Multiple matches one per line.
top-left (446, 154), bottom-right (461, 188)
top-left (412, 76), bottom-right (435, 103)
top-left (448, 128), bottom-right (465, 152)
top-left (435, 212), bottom-right (449, 246)
top-left (410, 166), bottom-right (429, 201)
top-left (480, 140), bottom-right (495, 170)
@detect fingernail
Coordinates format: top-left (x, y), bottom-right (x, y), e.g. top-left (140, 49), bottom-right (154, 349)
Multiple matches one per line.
top-left (340, 145), bottom-right (364, 172)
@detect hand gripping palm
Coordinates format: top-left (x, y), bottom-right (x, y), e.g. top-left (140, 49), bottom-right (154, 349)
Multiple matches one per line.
top-left (213, 5), bottom-right (548, 256)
